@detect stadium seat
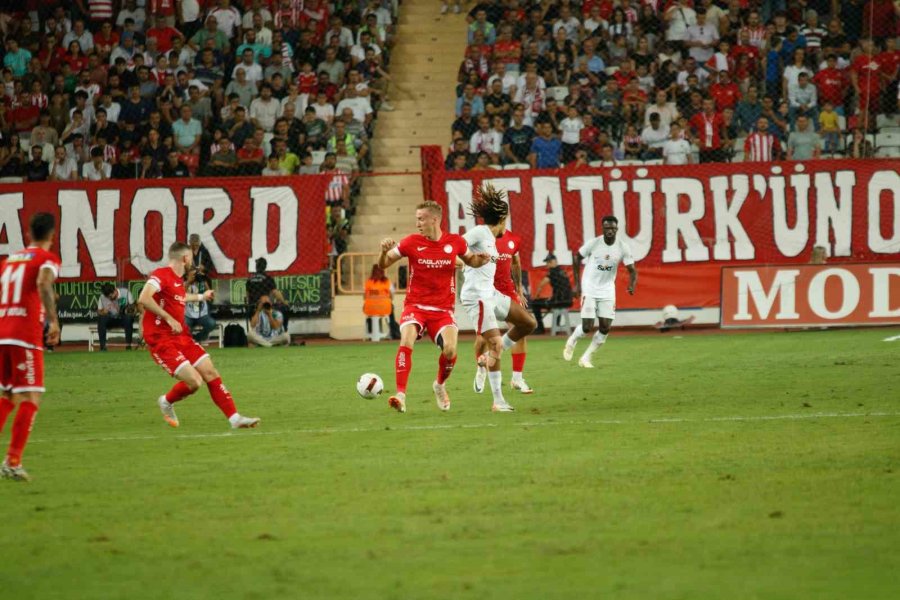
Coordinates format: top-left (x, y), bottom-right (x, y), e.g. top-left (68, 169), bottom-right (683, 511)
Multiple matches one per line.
top-left (618, 159), bottom-right (642, 165)
top-left (732, 150), bottom-right (745, 162)
top-left (836, 115), bottom-right (847, 131)
top-left (548, 87), bottom-right (569, 102)
top-left (487, 164), bottom-right (503, 170)
top-left (644, 159), bottom-right (664, 165)
top-left (604, 66), bottom-right (620, 76)
top-left (876, 113), bottom-right (897, 129)
top-left (734, 136), bottom-right (747, 150)
top-left (879, 126), bottom-right (900, 136)
top-left (311, 150), bottom-right (327, 167)
top-left (503, 163), bottom-right (530, 170)
top-left (875, 146), bottom-right (900, 158)
top-left (876, 131), bottom-right (900, 148)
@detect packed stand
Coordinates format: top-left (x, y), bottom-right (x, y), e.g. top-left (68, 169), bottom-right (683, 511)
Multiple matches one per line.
top-left (0, 0), bottom-right (398, 252)
top-left (448, 0), bottom-right (900, 170)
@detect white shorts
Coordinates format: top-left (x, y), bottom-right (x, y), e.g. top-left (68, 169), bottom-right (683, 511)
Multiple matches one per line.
top-left (580, 296), bottom-right (616, 321)
top-left (462, 291), bottom-right (512, 335)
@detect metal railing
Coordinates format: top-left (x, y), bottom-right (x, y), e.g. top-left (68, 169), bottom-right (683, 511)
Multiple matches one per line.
top-left (335, 252), bottom-right (408, 295)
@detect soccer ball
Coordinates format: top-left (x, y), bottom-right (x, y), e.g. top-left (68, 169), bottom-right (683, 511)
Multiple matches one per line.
top-left (356, 373), bottom-right (384, 399)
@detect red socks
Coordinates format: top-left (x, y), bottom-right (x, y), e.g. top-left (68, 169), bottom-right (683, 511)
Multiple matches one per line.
top-left (6, 401), bottom-right (38, 467)
top-left (512, 352), bottom-right (526, 373)
top-left (395, 346), bottom-right (412, 393)
top-left (207, 377), bottom-right (237, 418)
top-left (165, 381), bottom-right (194, 404)
top-left (437, 354), bottom-right (456, 384)
top-left (0, 397), bottom-right (14, 432)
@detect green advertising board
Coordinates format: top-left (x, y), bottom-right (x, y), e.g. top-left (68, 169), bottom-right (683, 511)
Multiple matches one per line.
top-left (56, 272), bottom-right (332, 322)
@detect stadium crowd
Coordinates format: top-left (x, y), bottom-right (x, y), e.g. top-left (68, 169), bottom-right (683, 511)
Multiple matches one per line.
top-left (449, 0), bottom-right (900, 169)
top-left (0, 0), bottom-right (395, 192)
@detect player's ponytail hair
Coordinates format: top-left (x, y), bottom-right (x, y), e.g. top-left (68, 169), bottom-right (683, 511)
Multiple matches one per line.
top-left (168, 241), bottom-right (191, 259)
top-left (469, 183), bottom-right (509, 226)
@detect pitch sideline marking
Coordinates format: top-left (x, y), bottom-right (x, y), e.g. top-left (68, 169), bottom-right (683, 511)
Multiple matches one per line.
top-left (32, 411), bottom-right (900, 445)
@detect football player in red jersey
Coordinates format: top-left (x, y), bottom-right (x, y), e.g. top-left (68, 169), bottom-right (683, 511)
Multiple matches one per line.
top-left (139, 242), bottom-right (260, 429)
top-left (377, 201), bottom-right (490, 413)
top-left (472, 226), bottom-right (534, 395)
top-left (0, 213), bottom-right (60, 481)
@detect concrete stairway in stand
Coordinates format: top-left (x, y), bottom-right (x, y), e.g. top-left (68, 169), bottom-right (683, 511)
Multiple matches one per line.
top-left (330, 1), bottom-right (468, 340)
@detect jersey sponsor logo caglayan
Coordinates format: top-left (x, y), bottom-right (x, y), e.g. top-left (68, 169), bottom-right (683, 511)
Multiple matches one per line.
top-left (417, 258), bottom-right (454, 268)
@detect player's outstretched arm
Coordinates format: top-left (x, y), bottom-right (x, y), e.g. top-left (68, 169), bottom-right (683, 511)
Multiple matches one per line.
top-left (461, 251), bottom-right (492, 268)
top-left (378, 238), bottom-right (401, 269)
top-left (138, 283), bottom-right (183, 334)
top-left (37, 267), bottom-right (60, 346)
top-left (627, 264), bottom-right (638, 295)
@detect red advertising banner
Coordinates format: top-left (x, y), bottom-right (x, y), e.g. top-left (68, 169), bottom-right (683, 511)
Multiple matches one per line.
top-left (424, 155), bottom-right (900, 309)
top-left (0, 175), bottom-right (330, 281)
top-left (721, 263), bottom-right (900, 328)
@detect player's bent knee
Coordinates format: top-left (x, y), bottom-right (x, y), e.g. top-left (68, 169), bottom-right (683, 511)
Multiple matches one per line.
top-left (441, 344), bottom-right (457, 360)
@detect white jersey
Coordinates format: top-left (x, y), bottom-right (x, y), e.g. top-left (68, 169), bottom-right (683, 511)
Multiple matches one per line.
top-left (578, 235), bottom-right (634, 298)
top-left (461, 225), bottom-right (499, 302)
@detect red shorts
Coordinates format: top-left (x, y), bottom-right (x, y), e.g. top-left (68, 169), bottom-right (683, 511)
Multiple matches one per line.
top-left (0, 345), bottom-right (45, 393)
top-left (146, 334), bottom-right (209, 377)
top-left (400, 307), bottom-right (457, 344)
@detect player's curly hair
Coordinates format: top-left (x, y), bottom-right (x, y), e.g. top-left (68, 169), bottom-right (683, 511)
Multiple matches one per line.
top-left (469, 183), bottom-right (509, 226)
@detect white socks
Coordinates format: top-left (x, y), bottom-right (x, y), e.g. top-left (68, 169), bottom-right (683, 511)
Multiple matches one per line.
top-left (501, 333), bottom-right (515, 350)
top-left (511, 371), bottom-right (523, 382)
top-left (567, 325), bottom-right (586, 347)
top-left (583, 332), bottom-right (608, 358)
top-left (488, 371), bottom-right (503, 401)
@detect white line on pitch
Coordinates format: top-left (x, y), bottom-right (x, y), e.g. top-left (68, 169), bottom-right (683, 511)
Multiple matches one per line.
top-left (30, 411), bottom-right (900, 445)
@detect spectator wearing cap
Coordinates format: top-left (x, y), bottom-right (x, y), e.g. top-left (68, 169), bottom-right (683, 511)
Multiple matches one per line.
top-left (531, 252), bottom-right (574, 335)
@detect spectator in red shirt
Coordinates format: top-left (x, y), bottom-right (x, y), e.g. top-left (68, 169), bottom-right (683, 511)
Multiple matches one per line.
top-left (813, 54), bottom-right (847, 114)
top-left (579, 113), bottom-right (602, 159)
top-left (146, 14), bottom-right (185, 54)
top-left (709, 70), bottom-right (741, 110)
top-left (93, 22), bottom-right (120, 62)
top-left (851, 39), bottom-right (883, 125)
top-left (64, 41), bottom-right (89, 73)
top-left (689, 98), bottom-right (725, 163)
top-left (862, 0), bottom-right (897, 42)
top-left (9, 91), bottom-right (40, 134)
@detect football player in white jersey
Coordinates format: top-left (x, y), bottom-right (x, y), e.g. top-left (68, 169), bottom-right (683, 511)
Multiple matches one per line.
top-left (461, 185), bottom-right (536, 411)
top-left (563, 215), bottom-right (637, 368)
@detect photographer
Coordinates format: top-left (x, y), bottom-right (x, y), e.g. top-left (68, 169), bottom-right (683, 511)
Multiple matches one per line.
top-left (248, 295), bottom-right (290, 347)
top-left (97, 282), bottom-right (136, 351)
top-left (184, 267), bottom-right (217, 343)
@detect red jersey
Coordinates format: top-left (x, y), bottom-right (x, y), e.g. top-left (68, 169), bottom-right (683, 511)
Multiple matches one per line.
top-left (744, 132), bottom-right (781, 162)
top-left (141, 265), bottom-right (187, 339)
top-left (852, 55), bottom-right (883, 96)
top-left (493, 230), bottom-right (522, 296)
top-left (149, 0), bottom-right (176, 17)
top-left (877, 50), bottom-right (900, 79)
top-left (0, 246), bottom-right (60, 349)
top-left (690, 111), bottom-right (724, 149)
top-left (709, 82), bottom-right (741, 109)
top-left (396, 233), bottom-right (468, 312)
top-left (813, 68), bottom-right (846, 106)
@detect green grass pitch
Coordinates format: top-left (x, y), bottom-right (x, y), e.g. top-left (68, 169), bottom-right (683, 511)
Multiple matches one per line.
top-left (1, 329), bottom-right (898, 599)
